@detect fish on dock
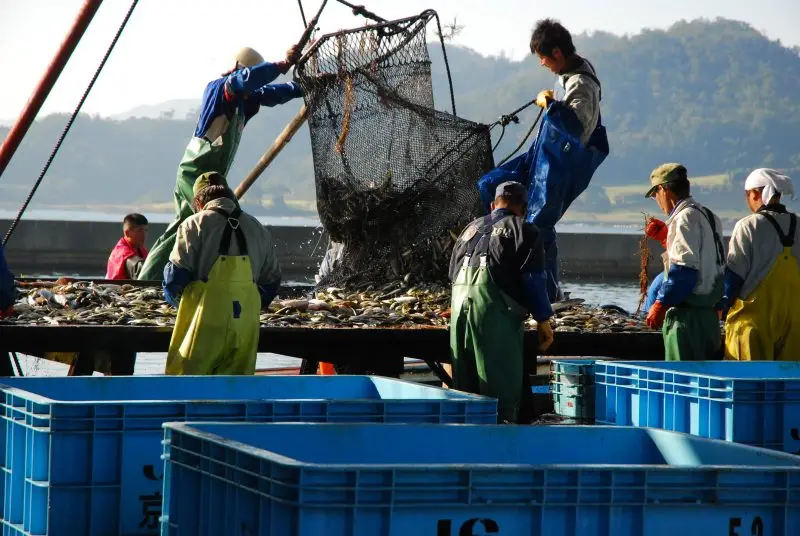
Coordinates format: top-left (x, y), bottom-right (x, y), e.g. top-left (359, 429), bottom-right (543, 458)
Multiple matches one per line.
top-left (2, 278), bottom-right (654, 332)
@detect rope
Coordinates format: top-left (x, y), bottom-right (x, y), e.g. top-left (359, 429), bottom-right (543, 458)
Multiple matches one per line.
top-left (334, 0), bottom-right (386, 22)
top-left (491, 124), bottom-right (507, 152)
top-left (431, 12), bottom-right (457, 117)
top-left (496, 108), bottom-right (543, 167)
top-left (2, 0), bottom-right (140, 246)
top-left (297, 0), bottom-right (309, 26)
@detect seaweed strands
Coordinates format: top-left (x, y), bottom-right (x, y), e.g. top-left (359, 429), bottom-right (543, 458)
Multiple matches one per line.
top-left (336, 74), bottom-right (354, 154)
top-left (635, 213), bottom-right (653, 316)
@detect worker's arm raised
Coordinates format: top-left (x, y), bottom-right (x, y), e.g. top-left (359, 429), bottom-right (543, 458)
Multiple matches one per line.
top-left (225, 45), bottom-right (301, 100)
top-left (251, 82), bottom-right (304, 108)
top-left (225, 62), bottom-right (284, 99)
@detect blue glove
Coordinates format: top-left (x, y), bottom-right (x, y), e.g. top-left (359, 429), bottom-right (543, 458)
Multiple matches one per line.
top-left (163, 262), bottom-right (193, 308)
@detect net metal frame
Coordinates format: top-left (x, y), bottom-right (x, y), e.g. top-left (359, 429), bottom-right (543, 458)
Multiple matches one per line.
top-left (295, 11), bottom-right (494, 287)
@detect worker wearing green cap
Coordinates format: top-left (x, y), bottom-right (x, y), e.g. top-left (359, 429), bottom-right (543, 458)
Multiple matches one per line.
top-left (137, 45), bottom-right (304, 281)
top-left (162, 171), bottom-right (281, 375)
top-left (644, 163), bottom-right (725, 361)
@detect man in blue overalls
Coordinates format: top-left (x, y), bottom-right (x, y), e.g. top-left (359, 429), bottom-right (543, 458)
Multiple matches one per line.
top-left (478, 19), bottom-right (609, 302)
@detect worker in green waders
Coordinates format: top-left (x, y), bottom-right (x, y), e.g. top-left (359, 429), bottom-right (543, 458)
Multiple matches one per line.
top-left (137, 45), bottom-right (304, 280)
top-left (162, 172), bottom-right (281, 374)
top-left (645, 163), bottom-right (725, 361)
top-left (449, 181), bottom-right (555, 423)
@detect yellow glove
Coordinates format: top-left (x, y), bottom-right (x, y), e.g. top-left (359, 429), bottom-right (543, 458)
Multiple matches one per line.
top-left (535, 89), bottom-right (554, 109)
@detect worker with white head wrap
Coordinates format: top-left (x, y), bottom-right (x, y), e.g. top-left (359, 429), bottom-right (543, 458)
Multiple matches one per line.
top-left (721, 168), bottom-right (800, 361)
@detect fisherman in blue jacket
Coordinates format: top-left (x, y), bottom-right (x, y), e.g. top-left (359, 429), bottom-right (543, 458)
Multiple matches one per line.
top-left (478, 19), bottom-right (609, 302)
top-left (139, 46), bottom-right (305, 281)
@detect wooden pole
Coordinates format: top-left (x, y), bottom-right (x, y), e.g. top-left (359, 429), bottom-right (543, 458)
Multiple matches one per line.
top-left (234, 104), bottom-right (308, 200)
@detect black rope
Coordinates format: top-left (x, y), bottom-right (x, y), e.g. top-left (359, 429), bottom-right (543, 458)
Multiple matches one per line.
top-left (491, 124), bottom-right (507, 152)
top-left (430, 12), bottom-right (457, 117)
top-left (492, 96), bottom-right (538, 129)
top-left (334, 0), bottom-right (386, 22)
top-left (297, 0), bottom-right (309, 26)
top-left (3, 0), bottom-right (140, 246)
top-left (497, 108), bottom-right (543, 167)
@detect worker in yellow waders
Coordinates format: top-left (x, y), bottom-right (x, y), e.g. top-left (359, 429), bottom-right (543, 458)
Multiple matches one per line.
top-left (162, 172), bottom-right (281, 374)
top-left (720, 169), bottom-right (800, 361)
top-left (644, 164), bottom-right (726, 361)
top-left (138, 45), bottom-right (304, 281)
top-left (449, 181), bottom-right (554, 424)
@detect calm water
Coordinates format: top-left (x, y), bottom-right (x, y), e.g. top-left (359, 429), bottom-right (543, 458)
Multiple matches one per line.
top-left (14, 279), bottom-right (642, 377)
top-left (0, 208), bottom-right (644, 235)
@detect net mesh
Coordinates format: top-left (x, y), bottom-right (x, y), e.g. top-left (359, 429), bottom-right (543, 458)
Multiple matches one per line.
top-left (295, 12), bottom-right (494, 287)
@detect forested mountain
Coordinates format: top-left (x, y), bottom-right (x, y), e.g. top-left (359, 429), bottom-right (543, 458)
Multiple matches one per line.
top-left (2, 18), bottom-right (799, 222)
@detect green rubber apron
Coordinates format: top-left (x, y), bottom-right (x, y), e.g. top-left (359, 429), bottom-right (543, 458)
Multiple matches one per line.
top-left (449, 214), bottom-right (528, 423)
top-left (138, 106), bottom-right (245, 280)
top-left (662, 206), bottom-right (725, 361)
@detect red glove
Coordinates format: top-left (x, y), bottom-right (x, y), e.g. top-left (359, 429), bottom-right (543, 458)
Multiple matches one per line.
top-left (645, 218), bottom-right (668, 248)
top-left (646, 301), bottom-right (667, 329)
top-left (0, 306), bottom-right (14, 320)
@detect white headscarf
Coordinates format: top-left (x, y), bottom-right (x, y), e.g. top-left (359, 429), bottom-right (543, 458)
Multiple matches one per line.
top-left (744, 168), bottom-right (795, 205)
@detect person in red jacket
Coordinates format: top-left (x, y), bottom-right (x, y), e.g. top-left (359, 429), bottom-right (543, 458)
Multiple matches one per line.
top-left (106, 213), bottom-right (149, 280)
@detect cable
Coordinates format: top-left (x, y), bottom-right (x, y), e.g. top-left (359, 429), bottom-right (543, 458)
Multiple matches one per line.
top-left (491, 125), bottom-right (507, 153)
top-left (429, 11), bottom-right (457, 116)
top-left (296, 0), bottom-right (308, 26)
top-left (496, 108), bottom-right (543, 167)
top-left (3, 0), bottom-right (140, 246)
top-left (334, 0), bottom-right (386, 22)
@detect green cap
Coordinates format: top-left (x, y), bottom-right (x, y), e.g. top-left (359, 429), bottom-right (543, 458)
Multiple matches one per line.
top-left (193, 171), bottom-right (228, 197)
top-left (645, 163), bottom-right (688, 198)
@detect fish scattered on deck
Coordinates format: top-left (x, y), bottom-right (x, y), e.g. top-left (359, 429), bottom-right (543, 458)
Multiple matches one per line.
top-left (1, 278), bottom-right (654, 332)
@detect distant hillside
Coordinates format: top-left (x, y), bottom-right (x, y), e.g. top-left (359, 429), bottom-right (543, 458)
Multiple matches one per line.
top-left (2, 18), bottom-right (800, 223)
top-left (110, 99), bottom-right (199, 121)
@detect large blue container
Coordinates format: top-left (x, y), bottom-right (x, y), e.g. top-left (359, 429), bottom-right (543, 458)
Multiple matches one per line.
top-left (161, 422), bottom-right (800, 536)
top-left (595, 361), bottom-right (800, 454)
top-left (0, 376), bottom-right (495, 536)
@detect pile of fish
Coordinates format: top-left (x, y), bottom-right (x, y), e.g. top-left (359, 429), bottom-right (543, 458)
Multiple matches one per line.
top-left (534, 300), bottom-right (650, 334)
top-left (2, 279), bottom-right (653, 332)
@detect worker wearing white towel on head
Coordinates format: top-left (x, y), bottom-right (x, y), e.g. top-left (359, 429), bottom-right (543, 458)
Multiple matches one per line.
top-left (720, 168), bottom-right (800, 361)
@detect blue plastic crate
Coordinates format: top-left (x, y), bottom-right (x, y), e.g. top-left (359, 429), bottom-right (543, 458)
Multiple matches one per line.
top-left (551, 360), bottom-right (596, 420)
top-left (552, 382), bottom-right (595, 419)
top-left (595, 361), bottom-right (800, 454)
top-left (0, 376), bottom-right (495, 536)
top-left (551, 359), bottom-right (596, 384)
top-left (161, 422), bottom-right (800, 536)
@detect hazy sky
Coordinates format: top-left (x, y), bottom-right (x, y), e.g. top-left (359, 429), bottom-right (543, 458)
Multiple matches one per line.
top-left (1, 0), bottom-right (798, 120)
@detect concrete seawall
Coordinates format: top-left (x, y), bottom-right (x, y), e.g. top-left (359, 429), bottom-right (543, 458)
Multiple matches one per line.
top-left (1, 219), bottom-right (728, 281)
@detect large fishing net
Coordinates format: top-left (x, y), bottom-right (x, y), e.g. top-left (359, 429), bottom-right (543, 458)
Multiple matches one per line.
top-left (295, 11), bottom-right (494, 287)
